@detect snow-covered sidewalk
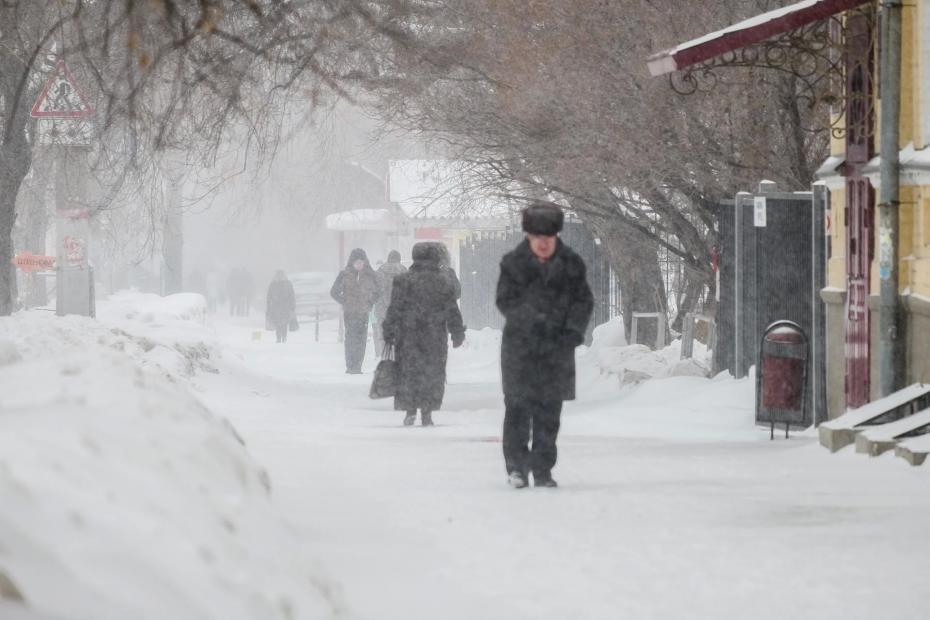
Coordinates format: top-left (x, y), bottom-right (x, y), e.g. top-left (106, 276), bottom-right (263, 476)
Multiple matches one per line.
top-left (201, 313), bottom-right (929, 620)
top-left (2, 295), bottom-right (928, 620)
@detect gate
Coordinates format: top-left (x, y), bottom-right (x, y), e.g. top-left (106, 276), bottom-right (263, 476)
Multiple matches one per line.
top-left (459, 221), bottom-right (614, 335)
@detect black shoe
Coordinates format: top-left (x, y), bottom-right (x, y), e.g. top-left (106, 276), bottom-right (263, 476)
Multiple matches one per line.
top-left (507, 471), bottom-right (528, 489)
top-left (421, 411), bottom-right (433, 426)
top-left (403, 412), bottom-right (416, 426)
top-left (534, 475), bottom-right (558, 488)
top-left (346, 369), bottom-right (362, 375)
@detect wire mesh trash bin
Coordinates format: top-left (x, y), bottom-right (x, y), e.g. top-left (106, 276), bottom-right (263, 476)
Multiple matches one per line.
top-left (755, 320), bottom-right (810, 439)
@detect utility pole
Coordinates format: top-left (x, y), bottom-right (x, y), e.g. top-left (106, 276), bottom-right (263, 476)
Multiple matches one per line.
top-left (877, 0), bottom-right (904, 396)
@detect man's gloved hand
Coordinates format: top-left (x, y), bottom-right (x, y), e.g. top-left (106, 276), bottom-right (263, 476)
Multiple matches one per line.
top-left (452, 334), bottom-right (465, 348)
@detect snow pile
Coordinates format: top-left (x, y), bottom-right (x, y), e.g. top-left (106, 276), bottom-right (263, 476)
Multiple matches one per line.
top-left (0, 309), bottom-right (347, 620)
top-left (585, 318), bottom-right (713, 385)
top-left (94, 291), bottom-right (218, 379)
top-left (102, 290), bottom-right (207, 325)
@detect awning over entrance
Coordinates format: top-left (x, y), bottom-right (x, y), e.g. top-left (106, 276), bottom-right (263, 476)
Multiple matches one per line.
top-left (646, 0), bottom-right (869, 76)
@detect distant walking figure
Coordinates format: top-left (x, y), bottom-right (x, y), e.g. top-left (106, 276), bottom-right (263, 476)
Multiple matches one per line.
top-left (374, 250), bottom-right (408, 357)
top-left (266, 270), bottom-right (296, 343)
top-left (496, 203), bottom-right (593, 488)
top-left (330, 248), bottom-right (381, 374)
top-left (432, 242), bottom-right (462, 300)
top-left (381, 243), bottom-right (465, 427)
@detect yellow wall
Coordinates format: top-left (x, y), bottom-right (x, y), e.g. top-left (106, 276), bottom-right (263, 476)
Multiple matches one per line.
top-left (828, 187), bottom-right (847, 290)
top-left (901, 4), bottom-right (917, 147)
top-left (911, 187), bottom-right (930, 297)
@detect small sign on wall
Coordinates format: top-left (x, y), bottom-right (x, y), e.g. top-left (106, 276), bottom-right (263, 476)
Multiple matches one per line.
top-left (753, 196), bottom-right (767, 227)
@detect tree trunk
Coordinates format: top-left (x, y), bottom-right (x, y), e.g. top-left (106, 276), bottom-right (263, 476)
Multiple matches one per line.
top-left (589, 216), bottom-right (667, 347)
top-left (0, 50), bottom-right (36, 315)
top-left (0, 143), bottom-right (31, 315)
top-left (162, 177), bottom-right (184, 295)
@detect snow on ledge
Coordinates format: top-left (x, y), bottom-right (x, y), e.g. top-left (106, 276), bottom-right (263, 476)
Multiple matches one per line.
top-left (325, 208), bottom-right (395, 232)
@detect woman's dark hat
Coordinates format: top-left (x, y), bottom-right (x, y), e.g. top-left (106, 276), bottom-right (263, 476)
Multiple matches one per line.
top-left (411, 242), bottom-right (442, 263)
top-left (522, 203), bottom-right (564, 236)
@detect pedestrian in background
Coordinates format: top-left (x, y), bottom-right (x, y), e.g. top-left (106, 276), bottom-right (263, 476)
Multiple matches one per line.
top-left (330, 248), bottom-right (381, 374)
top-left (382, 243), bottom-right (465, 427)
top-left (433, 243), bottom-right (462, 301)
top-left (266, 270), bottom-right (296, 344)
top-left (495, 202), bottom-right (593, 489)
top-left (373, 250), bottom-right (407, 357)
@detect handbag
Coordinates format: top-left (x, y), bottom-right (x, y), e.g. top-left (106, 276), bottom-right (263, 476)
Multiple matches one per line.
top-left (369, 345), bottom-right (397, 399)
top-left (288, 311), bottom-right (300, 332)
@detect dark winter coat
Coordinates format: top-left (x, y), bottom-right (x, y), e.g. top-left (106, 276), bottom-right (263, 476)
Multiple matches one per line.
top-left (266, 279), bottom-right (296, 325)
top-left (381, 247), bottom-right (465, 412)
top-left (330, 248), bottom-right (382, 316)
top-left (496, 239), bottom-right (594, 401)
top-left (375, 261), bottom-right (408, 320)
top-left (442, 266), bottom-right (462, 301)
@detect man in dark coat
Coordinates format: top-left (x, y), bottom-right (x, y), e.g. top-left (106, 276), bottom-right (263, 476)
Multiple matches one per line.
top-left (266, 270), bottom-right (296, 343)
top-left (496, 203), bottom-right (594, 488)
top-left (373, 250), bottom-right (408, 357)
top-left (382, 243), bottom-right (466, 427)
top-left (330, 248), bottom-right (382, 374)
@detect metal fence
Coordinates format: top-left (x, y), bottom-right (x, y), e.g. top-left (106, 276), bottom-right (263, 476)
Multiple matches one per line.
top-left (458, 221), bottom-right (616, 338)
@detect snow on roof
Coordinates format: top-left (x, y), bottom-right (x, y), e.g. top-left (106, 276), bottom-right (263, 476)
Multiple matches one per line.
top-left (325, 208), bottom-right (396, 232)
top-left (388, 160), bottom-right (511, 221)
top-left (647, 0), bottom-right (868, 76)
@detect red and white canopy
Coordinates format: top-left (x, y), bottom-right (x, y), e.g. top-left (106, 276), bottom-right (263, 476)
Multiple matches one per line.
top-left (647, 0), bottom-right (870, 76)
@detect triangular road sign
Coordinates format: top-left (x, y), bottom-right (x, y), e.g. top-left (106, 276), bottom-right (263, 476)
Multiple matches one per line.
top-left (31, 59), bottom-right (94, 119)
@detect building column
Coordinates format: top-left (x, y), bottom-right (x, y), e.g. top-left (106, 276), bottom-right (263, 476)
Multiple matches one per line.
top-left (820, 288), bottom-right (848, 419)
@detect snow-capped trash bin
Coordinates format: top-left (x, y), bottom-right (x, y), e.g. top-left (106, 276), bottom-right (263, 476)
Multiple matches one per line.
top-left (755, 320), bottom-right (809, 439)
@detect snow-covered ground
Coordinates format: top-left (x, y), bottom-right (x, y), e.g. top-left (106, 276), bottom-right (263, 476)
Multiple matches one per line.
top-left (2, 292), bottom-right (928, 619)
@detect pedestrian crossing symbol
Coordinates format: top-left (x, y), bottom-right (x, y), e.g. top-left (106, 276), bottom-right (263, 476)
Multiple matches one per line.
top-left (31, 59), bottom-right (94, 119)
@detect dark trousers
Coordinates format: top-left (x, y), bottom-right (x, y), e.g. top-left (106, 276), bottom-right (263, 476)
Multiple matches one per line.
top-left (502, 396), bottom-right (562, 478)
top-left (344, 312), bottom-right (369, 371)
top-left (275, 322), bottom-right (288, 343)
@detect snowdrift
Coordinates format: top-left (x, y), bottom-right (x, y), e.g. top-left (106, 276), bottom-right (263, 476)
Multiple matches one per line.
top-left (0, 298), bottom-right (347, 620)
top-left (584, 316), bottom-right (713, 385)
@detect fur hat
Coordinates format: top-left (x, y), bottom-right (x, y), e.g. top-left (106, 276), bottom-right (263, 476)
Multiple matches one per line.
top-left (522, 202), bottom-right (564, 236)
top-left (411, 242), bottom-right (442, 263)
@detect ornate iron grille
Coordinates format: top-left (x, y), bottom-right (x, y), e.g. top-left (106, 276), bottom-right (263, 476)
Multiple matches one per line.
top-left (667, 5), bottom-right (877, 140)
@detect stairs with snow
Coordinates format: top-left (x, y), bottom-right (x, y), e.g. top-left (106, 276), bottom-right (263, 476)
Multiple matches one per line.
top-left (818, 384), bottom-right (930, 464)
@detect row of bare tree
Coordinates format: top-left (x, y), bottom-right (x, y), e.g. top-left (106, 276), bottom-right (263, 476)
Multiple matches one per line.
top-left (2, 1), bottom-right (828, 329)
top-left (367, 0), bottom-right (830, 335)
top-left (0, 0), bottom-right (421, 314)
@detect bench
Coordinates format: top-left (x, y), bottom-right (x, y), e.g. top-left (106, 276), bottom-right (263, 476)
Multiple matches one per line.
top-left (817, 383), bottom-right (930, 452)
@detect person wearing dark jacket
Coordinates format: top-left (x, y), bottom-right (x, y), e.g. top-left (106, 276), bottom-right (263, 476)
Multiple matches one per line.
top-left (382, 243), bottom-right (466, 427)
top-left (496, 203), bottom-right (594, 488)
top-left (374, 250), bottom-right (408, 357)
top-left (433, 242), bottom-right (462, 301)
top-left (330, 248), bottom-right (382, 374)
top-left (266, 270), bottom-right (296, 343)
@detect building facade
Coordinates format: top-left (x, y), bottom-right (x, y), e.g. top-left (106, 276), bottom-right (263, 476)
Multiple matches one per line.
top-left (648, 0), bottom-right (930, 420)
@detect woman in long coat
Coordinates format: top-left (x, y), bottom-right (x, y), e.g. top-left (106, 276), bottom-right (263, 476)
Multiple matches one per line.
top-left (266, 270), bottom-right (296, 343)
top-left (381, 243), bottom-right (466, 426)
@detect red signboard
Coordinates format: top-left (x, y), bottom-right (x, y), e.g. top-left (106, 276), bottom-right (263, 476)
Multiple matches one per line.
top-left (414, 227), bottom-right (443, 240)
top-left (12, 251), bottom-right (56, 273)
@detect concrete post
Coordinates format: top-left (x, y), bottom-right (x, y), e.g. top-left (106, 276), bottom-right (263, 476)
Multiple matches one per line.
top-left (877, 0), bottom-right (904, 396)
